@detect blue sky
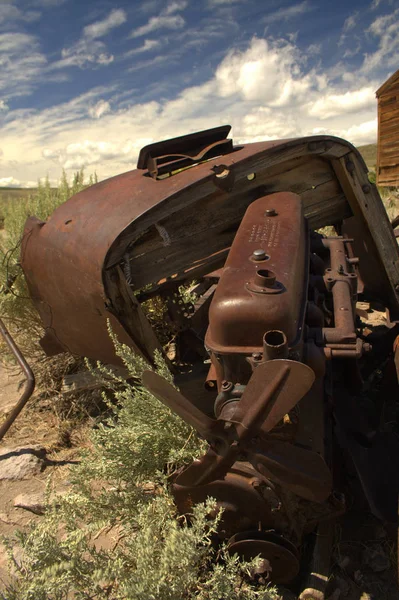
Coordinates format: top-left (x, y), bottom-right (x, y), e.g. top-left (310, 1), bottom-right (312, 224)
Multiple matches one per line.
top-left (0, 0), bottom-right (398, 187)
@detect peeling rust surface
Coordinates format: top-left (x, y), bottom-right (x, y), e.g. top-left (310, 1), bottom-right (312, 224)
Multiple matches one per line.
top-left (20, 132), bottom-right (399, 364)
top-left (19, 127), bottom-right (399, 590)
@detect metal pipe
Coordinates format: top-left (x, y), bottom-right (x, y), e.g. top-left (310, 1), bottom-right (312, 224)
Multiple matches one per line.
top-left (204, 362), bottom-right (217, 391)
top-left (322, 239), bottom-right (357, 345)
top-left (0, 318), bottom-right (35, 441)
top-left (263, 330), bottom-right (288, 361)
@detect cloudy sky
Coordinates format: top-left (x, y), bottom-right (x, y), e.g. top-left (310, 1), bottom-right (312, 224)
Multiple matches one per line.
top-left (0, 0), bottom-right (398, 187)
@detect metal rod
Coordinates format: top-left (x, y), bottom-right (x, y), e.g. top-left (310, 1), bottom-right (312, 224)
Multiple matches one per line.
top-left (0, 318), bottom-right (35, 441)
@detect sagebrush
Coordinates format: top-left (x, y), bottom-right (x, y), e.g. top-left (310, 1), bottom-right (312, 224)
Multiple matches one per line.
top-left (0, 171), bottom-right (96, 358)
top-left (3, 338), bottom-right (277, 600)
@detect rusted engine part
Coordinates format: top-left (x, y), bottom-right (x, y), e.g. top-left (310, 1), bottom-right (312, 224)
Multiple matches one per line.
top-left (143, 361), bottom-right (339, 584)
top-left (20, 129), bottom-right (399, 368)
top-left (142, 193), bottom-right (346, 584)
top-left (0, 319), bottom-right (35, 440)
top-left (204, 193), bottom-right (364, 394)
top-left (307, 235), bottom-right (366, 360)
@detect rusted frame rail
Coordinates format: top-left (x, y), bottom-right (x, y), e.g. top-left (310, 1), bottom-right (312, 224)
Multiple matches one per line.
top-left (0, 318), bottom-right (35, 441)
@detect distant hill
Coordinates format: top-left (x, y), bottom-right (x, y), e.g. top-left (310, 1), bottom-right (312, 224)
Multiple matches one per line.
top-left (357, 144), bottom-right (377, 170)
top-left (0, 187), bottom-right (36, 202)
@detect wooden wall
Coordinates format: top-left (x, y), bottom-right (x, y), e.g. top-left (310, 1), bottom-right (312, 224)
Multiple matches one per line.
top-left (377, 72), bottom-right (399, 186)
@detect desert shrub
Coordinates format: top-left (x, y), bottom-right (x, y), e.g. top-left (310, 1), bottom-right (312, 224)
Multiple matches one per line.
top-left (0, 171), bottom-right (101, 419)
top-left (3, 338), bottom-right (277, 600)
top-left (0, 171), bottom-right (96, 354)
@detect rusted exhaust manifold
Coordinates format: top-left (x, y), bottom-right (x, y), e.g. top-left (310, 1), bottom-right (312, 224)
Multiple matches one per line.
top-left (308, 236), bottom-right (367, 359)
top-left (153, 192), bottom-right (357, 583)
top-left (136, 191), bottom-right (362, 584)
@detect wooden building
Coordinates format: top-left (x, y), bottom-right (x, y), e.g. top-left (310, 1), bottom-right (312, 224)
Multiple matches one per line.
top-left (376, 68), bottom-right (399, 186)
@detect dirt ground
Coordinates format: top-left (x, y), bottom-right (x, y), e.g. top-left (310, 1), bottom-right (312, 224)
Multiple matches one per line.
top-left (0, 364), bottom-right (86, 589)
top-left (0, 315), bottom-right (397, 600)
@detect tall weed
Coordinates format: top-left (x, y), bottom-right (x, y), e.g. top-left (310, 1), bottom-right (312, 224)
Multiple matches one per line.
top-left (3, 339), bottom-right (277, 600)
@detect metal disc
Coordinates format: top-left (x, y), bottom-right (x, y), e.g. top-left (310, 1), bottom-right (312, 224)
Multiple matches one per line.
top-left (227, 530), bottom-right (300, 584)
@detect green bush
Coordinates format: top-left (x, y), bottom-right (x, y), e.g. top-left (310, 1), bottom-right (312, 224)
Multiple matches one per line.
top-left (0, 171), bottom-right (96, 357)
top-left (0, 172), bottom-right (101, 416)
top-left (3, 339), bottom-right (277, 600)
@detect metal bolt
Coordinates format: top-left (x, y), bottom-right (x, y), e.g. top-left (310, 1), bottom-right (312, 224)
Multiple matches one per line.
top-left (252, 249), bottom-right (267, 261)
top-left (265, 208), bottom-right (277, 217)
top-left (362, 184), bottom-right (371, 194)
top-left (221, 380), bottom-right (233, 392)
top-left (252, 352), bottom-right (262, 361)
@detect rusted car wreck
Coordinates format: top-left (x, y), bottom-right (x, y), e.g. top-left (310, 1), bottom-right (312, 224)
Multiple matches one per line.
top-left (19, 126), bottom-right (399, 596)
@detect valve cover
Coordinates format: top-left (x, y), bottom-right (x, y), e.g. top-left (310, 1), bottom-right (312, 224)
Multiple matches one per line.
top-left (205, 192), bottom-right (307, 354)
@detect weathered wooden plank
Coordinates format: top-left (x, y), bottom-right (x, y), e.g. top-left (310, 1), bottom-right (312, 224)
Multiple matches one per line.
top-left (379, 139), bottom-right (399, 152)
top-left (103, 266), bottom-right (165, 365)
top-left (380, 105), bottom-right (399, 122)
top-left (380, 117), bottom-right (399, 137)
top-left (126, 155), bottom-right (339, 264)
top-left (379, 155), bottom-right (399, 165)
top-left (380, 128), bottom-right (399, 143)
top-left (106, 139), bottom-right (355, 267)
top-left (380, 151), bottom-right (399, 162)
top-left (378, 168), bottom-right (399, 185)
top-left (379, 164), bottom-right (399, 174)
top-left (380, 95), bottom-right (397, 107)
top-left (125, 160), bottom-right (346, 290)
top-left (379, 159), bottom-right (399, 169)
top-left (305, 194), bottom-right (350, 229)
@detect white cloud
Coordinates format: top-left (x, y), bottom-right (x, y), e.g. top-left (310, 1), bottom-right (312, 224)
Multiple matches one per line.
top-left (33, 0), bottom-right (67, 5)
top-left (0, 36), bottom-right (381, 187)
top-left (263, 1), bottom-right (313, 24)
top-left (88, 99), bottom-right (111, 119)
top-left (55, 41), bottom-right (114, 68)
top-left (208, 0), bottom-right (242, 5)
top-left (83, 9), bottom-right (127, 39)
top-left (307, 43), bottom-right (321, 56)
top-left (343, 13), bottom-right (358, 33)
top-left (126, 39), bottom-right (161, 56)
top-left (343, 44), bottom-right (361, 58)
top-left (362, 8), bottom-right (399, 73)
top-left (0, 3), bottom-right (41, 25)
top-left (131, 14), bottom-right (184, 37)
top-left (308, 87), bottom-right (375, 119)
top-left (140, 0), bottom-right (161, 13)
top-left (0, 99), bottom-right (8, 111)
top-left (42, 148), bottom-right (61, 160)
top-left (0, 33), bottom-right (47, 98)
top-left (131, 1), bottom-right (187, 38)
top-left (214, 38), bottom-right (316, 106)
top-left (0, 176), bottom-right (22, 187)
top-left (164, 1), bottom-right (188, 14)
top-left (54, 9), bottom-right (126, 69)
top-left (339, 119), bottom-right (377, 145)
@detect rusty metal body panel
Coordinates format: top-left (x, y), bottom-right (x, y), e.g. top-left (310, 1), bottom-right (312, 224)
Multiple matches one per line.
top-left (205, 192), bottom-right (307, 354)
top-left (20, 132), bottom-right (399, 365)
top-left (18, 127), bottom-right (399, 590)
